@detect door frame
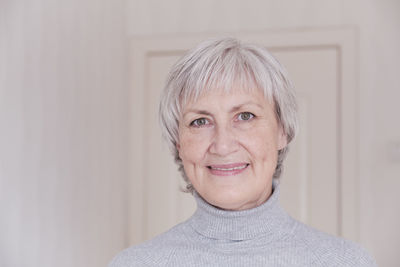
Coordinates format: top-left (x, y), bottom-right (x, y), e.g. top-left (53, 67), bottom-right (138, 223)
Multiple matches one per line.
top-left (128, 28), bottom-right (358, 245)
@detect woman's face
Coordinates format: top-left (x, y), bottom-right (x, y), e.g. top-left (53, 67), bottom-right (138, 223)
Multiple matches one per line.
top-left (177, 87), bottom-right (287, 211)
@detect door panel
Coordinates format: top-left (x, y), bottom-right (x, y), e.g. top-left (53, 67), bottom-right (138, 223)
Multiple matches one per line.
top-left (129, 30), bottom-right (356, 244)
top-left (275, 48), bottom-right (339, 235)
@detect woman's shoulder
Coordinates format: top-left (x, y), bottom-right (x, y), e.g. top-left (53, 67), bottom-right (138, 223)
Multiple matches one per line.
top-left (108, 223), bottom-right (188, 267)
top-left (289, 220), bottom-right (377, 266)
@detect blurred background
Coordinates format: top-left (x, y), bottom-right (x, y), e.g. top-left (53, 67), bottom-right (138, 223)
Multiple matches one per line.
top-left (1, 0), bottom-right (399, 266)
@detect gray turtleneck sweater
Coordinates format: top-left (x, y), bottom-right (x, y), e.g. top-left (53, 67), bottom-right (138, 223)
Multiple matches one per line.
top-left (109, 182), bottom-right (376, 266)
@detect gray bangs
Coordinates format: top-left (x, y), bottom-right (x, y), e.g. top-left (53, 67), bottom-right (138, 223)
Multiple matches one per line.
top-left (177, 40), bottom-right (276, 108)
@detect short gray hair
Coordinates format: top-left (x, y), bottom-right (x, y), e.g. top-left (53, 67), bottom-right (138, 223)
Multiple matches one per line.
top-left (159, 37), bottom-right (298, 192)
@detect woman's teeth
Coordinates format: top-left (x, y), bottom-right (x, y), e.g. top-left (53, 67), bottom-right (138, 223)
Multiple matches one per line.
top-left (209, 164), bottom-right (248, 171)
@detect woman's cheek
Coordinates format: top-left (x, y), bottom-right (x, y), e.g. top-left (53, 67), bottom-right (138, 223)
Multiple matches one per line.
top-left (180, 131), bottom-right (208, 161)
top-left (245, 128), bottom-right (275, 158)
top-left (238, 126), bottom-right (264, 144)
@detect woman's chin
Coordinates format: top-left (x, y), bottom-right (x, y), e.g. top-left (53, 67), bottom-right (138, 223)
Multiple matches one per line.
top-left (202, 189), bottom-right (255, 211)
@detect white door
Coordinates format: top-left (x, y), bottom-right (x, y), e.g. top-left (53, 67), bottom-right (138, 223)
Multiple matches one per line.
top-left (128, 29), bottom-right (358, 244)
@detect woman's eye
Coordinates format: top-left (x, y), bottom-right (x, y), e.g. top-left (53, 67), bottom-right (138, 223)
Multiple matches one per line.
top-left (190, 118), bottom-right (209, 127)
top-left (238, 112), bottom-right (255, 121)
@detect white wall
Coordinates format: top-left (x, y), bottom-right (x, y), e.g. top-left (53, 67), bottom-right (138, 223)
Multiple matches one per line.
top-left (126, 0), bottom-right (400, 266)
top-left (0, 1), bottom-right (129, 266)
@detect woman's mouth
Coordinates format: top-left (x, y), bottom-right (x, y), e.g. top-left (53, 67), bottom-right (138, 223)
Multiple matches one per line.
top-left (207, 163), bottom-right (249, 176)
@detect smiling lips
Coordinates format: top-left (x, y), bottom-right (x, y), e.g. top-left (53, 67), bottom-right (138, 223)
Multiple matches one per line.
top-left (207, 163), bottom-right (249, 176)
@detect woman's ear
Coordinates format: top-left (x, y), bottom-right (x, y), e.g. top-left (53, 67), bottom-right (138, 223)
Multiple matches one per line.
top-left (277, 127), bottom-right (288, 150)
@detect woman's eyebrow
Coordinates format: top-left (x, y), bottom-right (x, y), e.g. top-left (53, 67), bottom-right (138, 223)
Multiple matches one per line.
top-left (183, 102), bottom-right (263, 117)
top-left (229, 102), bottom-right (263, 113)
top-left (183, 109), bottom-right (213, 117)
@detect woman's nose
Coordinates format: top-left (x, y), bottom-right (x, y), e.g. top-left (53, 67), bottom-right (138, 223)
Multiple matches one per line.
top-left (209, 125), bottom-right (238, 156)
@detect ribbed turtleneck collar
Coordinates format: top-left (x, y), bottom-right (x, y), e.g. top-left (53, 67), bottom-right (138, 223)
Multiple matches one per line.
top-left (188, 180), bottom-right (291, 241)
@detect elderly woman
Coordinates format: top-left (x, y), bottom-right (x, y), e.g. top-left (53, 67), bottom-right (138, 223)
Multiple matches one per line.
top-left (110, 38), bottom-right (376, 266)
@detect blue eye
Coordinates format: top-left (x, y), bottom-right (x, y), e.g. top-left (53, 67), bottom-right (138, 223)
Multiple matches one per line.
top-left (190, 118), bottom-right (209, 127)
top-left (238, 112), bottom-right (254, 121)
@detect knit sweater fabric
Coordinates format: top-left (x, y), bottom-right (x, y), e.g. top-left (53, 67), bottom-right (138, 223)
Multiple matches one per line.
top-left (110, 182), bottom-right (377, 266)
